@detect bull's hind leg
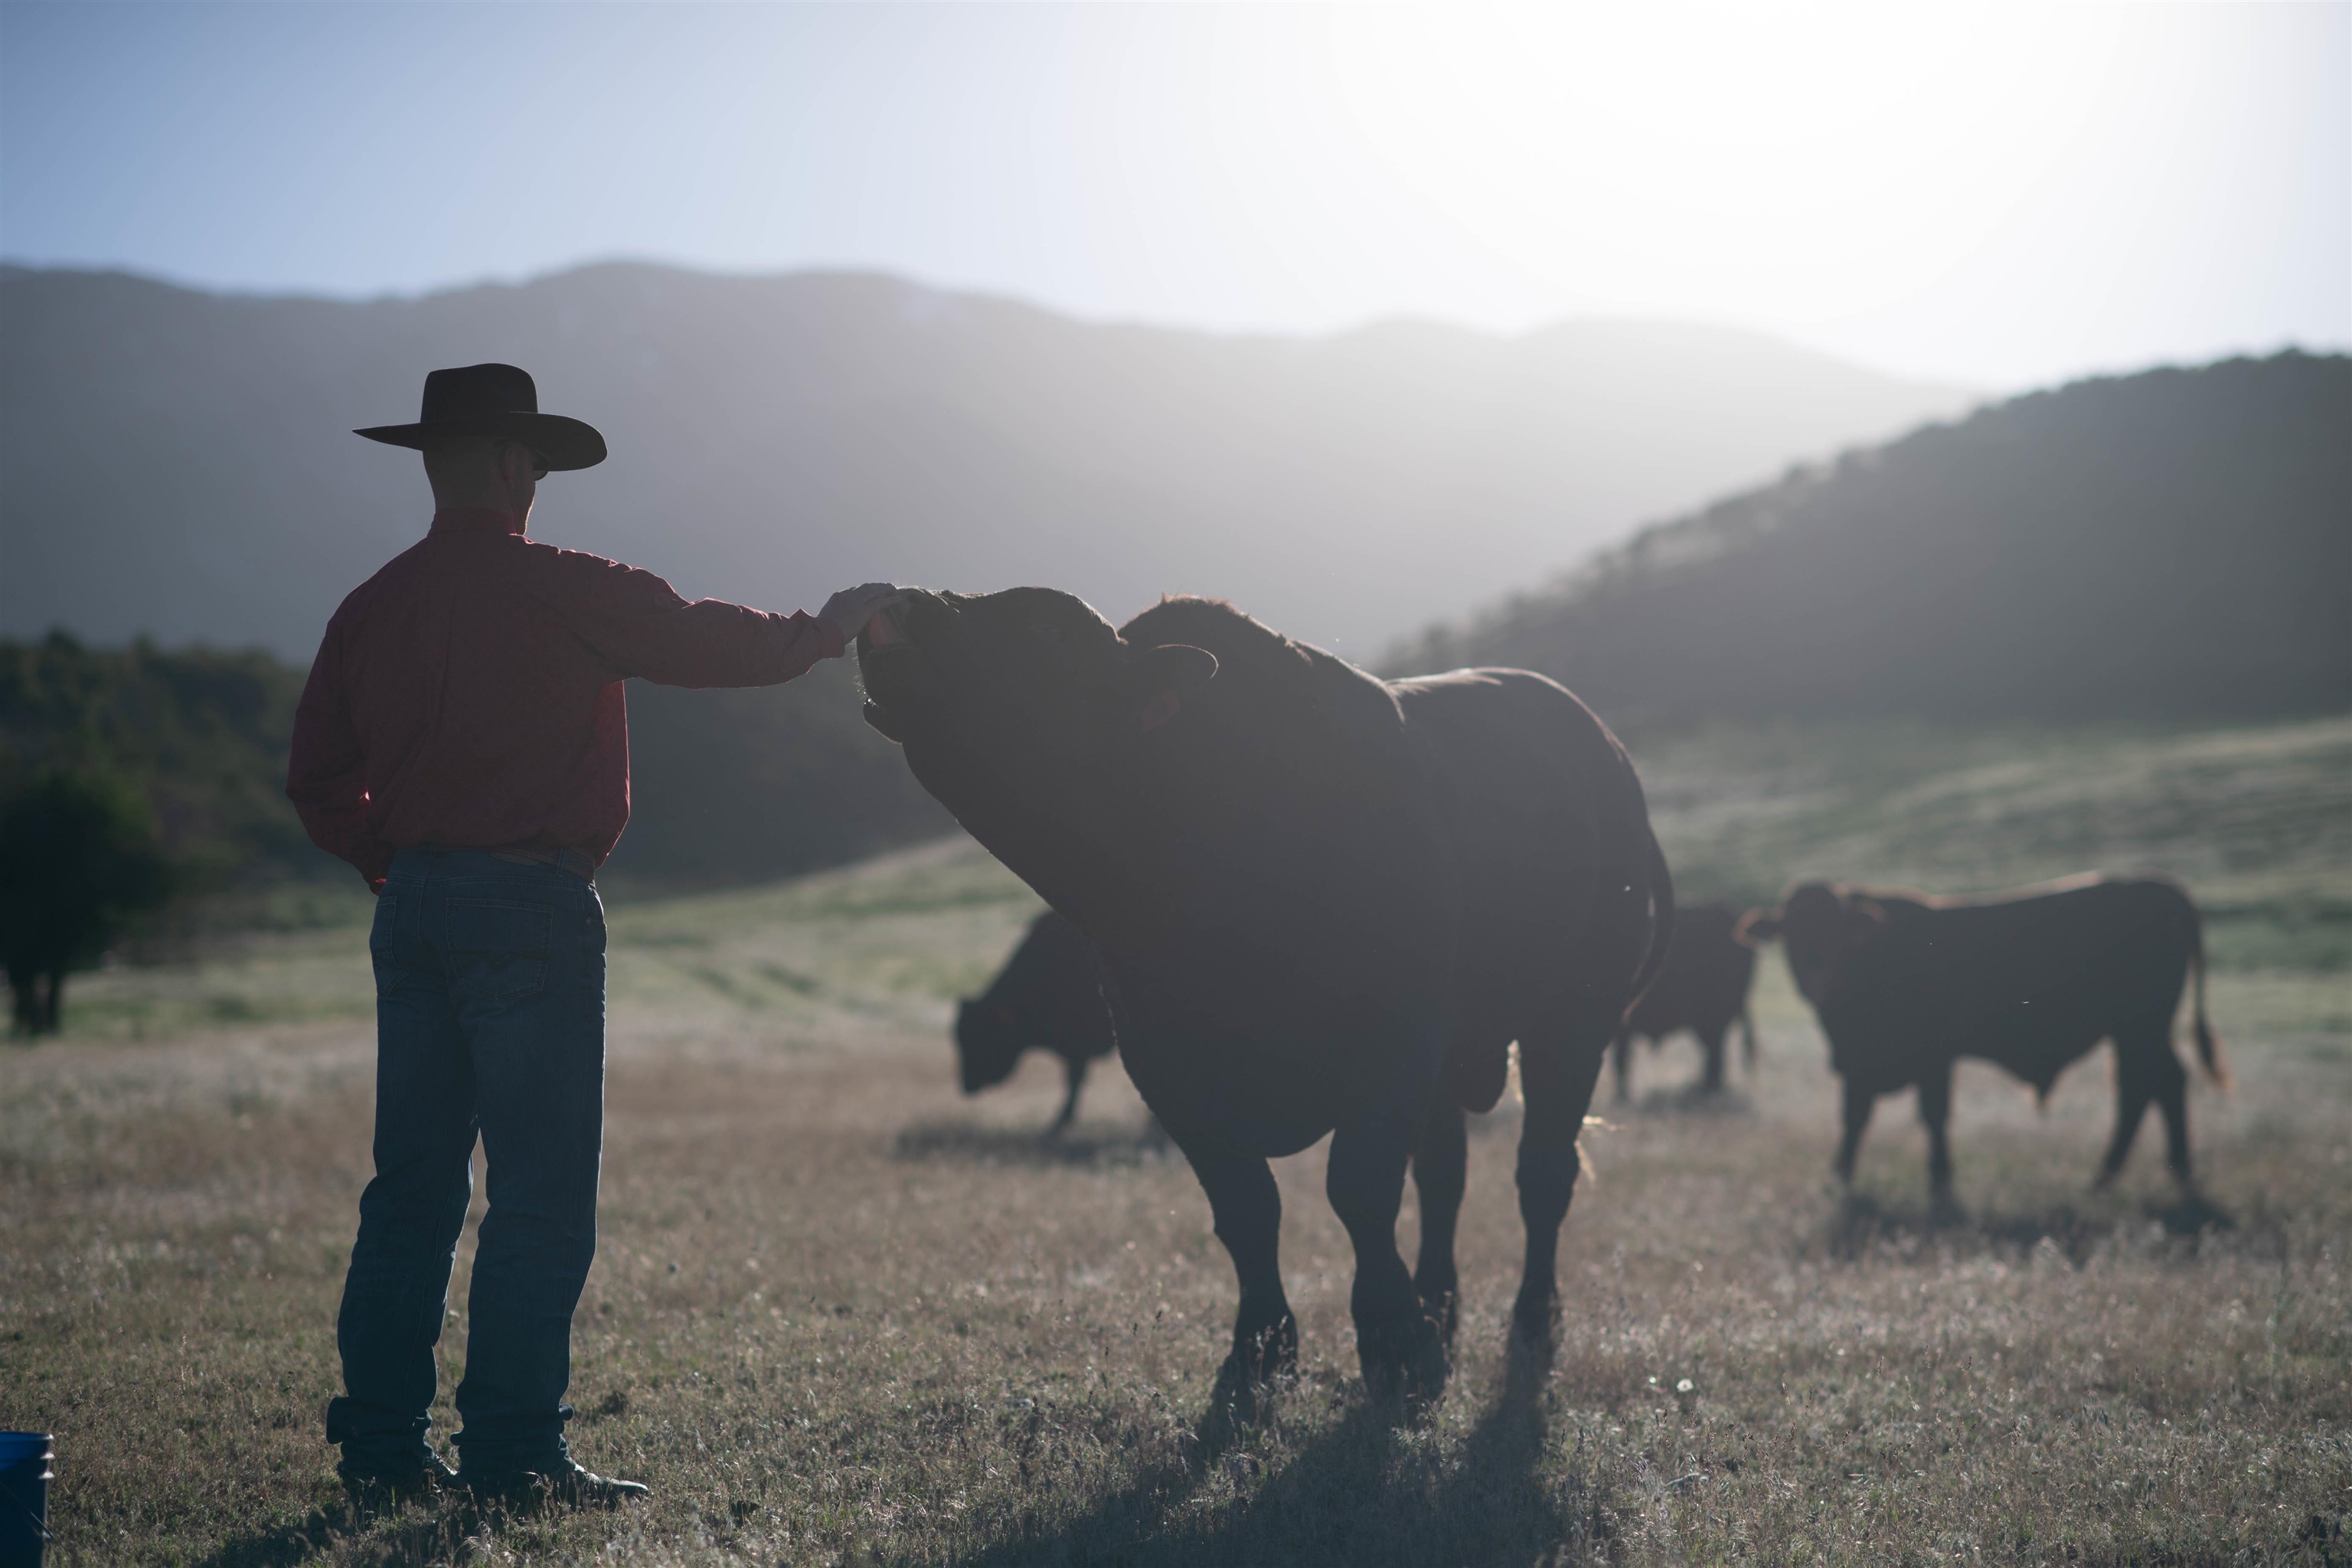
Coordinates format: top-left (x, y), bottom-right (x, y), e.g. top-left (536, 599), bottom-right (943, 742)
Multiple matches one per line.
top-left (1173, 1138), bottom-right (1297, 1405)
top-left (1046, 1056), bottom-right (1087, 1139)
top-left (1410, 1099), bottom-right (1468, 1343)
top-left (1835, 1078), bottom-right (1875, 1184)
top-left (2152, 1046), bottom-right (2194, 1191)
top-left (1698, 1023), bottom-right (1729, 1094)
top-left (2099, 1033), bottom-right (2192, 1191)
top-left (2095, 1044), bottom-right (2157, 1191)
top-left (1511, 1006), bottom-right (1613, 1343)
top-left (1916, 1061), bottom-right (1958, 1214)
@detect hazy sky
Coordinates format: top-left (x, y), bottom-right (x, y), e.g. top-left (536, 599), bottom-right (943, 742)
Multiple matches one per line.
top-left (3, 2), bottom-right (2344, 389)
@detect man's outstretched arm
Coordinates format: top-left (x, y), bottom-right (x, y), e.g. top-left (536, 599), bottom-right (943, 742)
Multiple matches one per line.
top-left (553, 552), bottom-right (900, 688)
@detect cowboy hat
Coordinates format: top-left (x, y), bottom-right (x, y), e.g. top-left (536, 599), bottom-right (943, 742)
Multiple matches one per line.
top-left (354, 363), bottom-right (606, 471)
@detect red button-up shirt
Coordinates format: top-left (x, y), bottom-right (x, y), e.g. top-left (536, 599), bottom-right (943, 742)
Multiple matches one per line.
top-left (287, 506), bottom-right (844, 889)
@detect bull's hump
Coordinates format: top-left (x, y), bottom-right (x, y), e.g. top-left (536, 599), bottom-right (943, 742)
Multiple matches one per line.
top-left (1123, 596), bottom-right (1403, 733)
top-left (1121, 596), bottom-right (1308, 670)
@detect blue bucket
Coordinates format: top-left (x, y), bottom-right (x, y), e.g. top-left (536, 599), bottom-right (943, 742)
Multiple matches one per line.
top-left (0, 1432), bottom-right (51, 1568)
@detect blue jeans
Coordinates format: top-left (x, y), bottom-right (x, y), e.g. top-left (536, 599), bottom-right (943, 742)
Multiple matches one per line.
top-left (325, 848), bottom-right (606, 1475)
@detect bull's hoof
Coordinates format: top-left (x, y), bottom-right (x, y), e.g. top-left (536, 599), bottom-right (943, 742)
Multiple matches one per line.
top-left (1359, 1315), bottom-right (1449, 1414)
top-left (1927, 1191), bottom-right (1967, 1228)
top-left (1208, 1315), bottom-right (1298, 1426)
top-left (1210, 1345), bottom-right (1296, 1429)
top-left (1509, 1287), bottom-right (1559, 1348)
top-left (1237, 1315), bottom-right (1299, 1381)
top-left (1416, 1274), bottom-right (1460, 1345)
top-left (1207, 1362), bottom-right (1269, 1429)
top-left (1505, 1319), bottom-right (1557, 1377)
top-left (2156, 1191), bottom-right (2234, 1234)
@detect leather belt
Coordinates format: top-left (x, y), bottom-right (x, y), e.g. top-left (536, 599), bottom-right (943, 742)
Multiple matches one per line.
top-left (487, 844), bottom-right (599, 882)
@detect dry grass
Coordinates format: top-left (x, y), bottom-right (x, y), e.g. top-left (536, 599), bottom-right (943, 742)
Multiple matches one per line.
top-left (5, 720), bottom-right (2350, 1566)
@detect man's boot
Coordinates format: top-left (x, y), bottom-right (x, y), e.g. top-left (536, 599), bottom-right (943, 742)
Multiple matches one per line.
top-left (465, 1459), bottom-right (649, 1511)
top-left (338, 1446), bottom-right (459, 1508)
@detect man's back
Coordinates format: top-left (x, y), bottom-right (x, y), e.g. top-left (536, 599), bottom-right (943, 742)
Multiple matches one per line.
top-left (290, 506), bottom-right (839, 884)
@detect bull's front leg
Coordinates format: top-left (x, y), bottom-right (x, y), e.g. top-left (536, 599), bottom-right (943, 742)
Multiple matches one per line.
top-left (1410, 1098), bottom-right (1468, 1344)
top-left (1835, 1077), bottom-right (1875, 1184)
top-left (1328, 1112), bottom-right (1446, 1406)
top-left (1698, 1023), bottom-right (1730, 1094)
top-left (1046, 1054), bottom-right (1088, 1139)
top-left (1171, 1135), bottom-right (1296, 1413)
top-left (1916, 1061), bottom-right (1959, 1217)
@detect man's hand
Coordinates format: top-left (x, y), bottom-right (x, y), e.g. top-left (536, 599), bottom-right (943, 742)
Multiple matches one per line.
top-left (818, 583), bottom-right (907, 646)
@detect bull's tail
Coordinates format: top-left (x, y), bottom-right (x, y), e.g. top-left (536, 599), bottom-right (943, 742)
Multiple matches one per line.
top-left (1740, 1008), bottom-right (1759, 1073)
top-left (2186, 903), bottom-right (2230, 1089)
top-left (1626, 828), bottom-right (1675, 1017)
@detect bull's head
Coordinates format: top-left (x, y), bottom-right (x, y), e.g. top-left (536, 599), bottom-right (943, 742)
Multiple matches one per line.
top-left (856, 587), bottom-right (1217, 922)
top-left (952, 997), bottom-right (1026, 1094)
top-left (1735, 882), bottom-right (1888, 1008)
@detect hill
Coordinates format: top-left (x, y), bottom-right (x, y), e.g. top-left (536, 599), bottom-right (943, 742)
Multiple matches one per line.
top-left (0, 262), bottom-right (1970, 661)
top-left (1390, 353), bottom-right (2351, 720)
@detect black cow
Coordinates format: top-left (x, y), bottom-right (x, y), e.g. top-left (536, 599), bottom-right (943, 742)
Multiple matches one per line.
top-left (956, 910), bottom-right (1116, 1136)
top-left (1737, 875), bottom-right (2225, 1203)
top-left (859, 590), bottom-right (1670, 1407)
top-left (1611, 900), bottom-right (1756, 1100)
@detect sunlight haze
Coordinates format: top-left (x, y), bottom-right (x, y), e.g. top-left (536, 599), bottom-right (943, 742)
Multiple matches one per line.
top-left (2, 2), bottom-right (2344, 387)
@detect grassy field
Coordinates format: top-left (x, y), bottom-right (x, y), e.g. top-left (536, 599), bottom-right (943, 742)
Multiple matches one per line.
top-left (3, 717), bottom-right (2347, 1566)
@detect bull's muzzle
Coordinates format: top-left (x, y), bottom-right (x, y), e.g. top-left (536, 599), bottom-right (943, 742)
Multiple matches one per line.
top-left (856, 591), bottom-right (957, 740)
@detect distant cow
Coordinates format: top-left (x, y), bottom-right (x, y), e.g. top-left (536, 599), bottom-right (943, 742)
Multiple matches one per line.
top-left (1612, 900), bottom-right (1756, 1099)
top-left (956, 910), bottom-right (1116, 1136)
top-left (860, 589), bottom-right (1670, 1407)
top-left (1738, 875), bottom-right (2225, 1202)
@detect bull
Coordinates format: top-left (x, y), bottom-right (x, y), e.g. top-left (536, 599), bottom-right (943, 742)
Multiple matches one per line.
top-left (1610, 900), bottom-right (1757, 1100)
top-left (956, 909), bottom-right (1116, 1137)
top-left (858, 590), bottom-right (1670, 1406)
top-left (1736, 875), bottom-right (2225, 1204)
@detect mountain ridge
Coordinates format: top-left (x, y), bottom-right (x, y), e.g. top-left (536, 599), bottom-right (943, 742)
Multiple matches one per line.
top-left (0, 259), bottom-right (1972, 661)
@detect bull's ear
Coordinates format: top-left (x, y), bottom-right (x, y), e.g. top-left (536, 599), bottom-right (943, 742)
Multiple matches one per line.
top-left (1126, 643), bottom-right (1217, 733)
top-left (1850, 896), bottom-right (1890, 931)
top-left (861, 700), bottom-right (905, 744)
top-left (1733, 908), bottom-right (1782, 946)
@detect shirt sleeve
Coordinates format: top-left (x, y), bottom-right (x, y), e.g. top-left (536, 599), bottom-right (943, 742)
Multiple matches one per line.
top-left (545, 550), bottom-right (846, 688)
top-left (285, 619), bottom-right (398, 890)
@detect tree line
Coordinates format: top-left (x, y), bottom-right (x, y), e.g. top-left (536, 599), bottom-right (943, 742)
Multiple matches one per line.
top-left (0, 632), bottom-right (948, 1034)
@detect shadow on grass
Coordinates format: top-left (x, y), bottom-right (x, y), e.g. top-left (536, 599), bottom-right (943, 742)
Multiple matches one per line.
top-left (191, 1494), bottom-right (474, 1568)
top-left (1824, 1189), bottom-right (2236, 1266)
top-left (195, 1487), bottom-right (606, 1568)
top-left (893, 1118), bottom-right (1174, 1169)
top-left (1610, 1083), bottom-right (1756, 1119)
top-left (952, 1342), bottom-right (1606, 1568)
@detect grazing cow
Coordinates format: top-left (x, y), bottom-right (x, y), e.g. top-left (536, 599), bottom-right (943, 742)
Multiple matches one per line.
top-left (1611, 900), bottom-right (1757, 1099)
top-left (957, 910), bottom-right (1116, 1136)
top-left (1736, 875), bottom-right (2225, 1202)
top-left (859, 590), bottom-right (1670, 1407)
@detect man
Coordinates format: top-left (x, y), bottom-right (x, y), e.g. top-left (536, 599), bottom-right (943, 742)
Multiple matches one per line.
top-left (288, 363), bottom-right (903, 1508)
